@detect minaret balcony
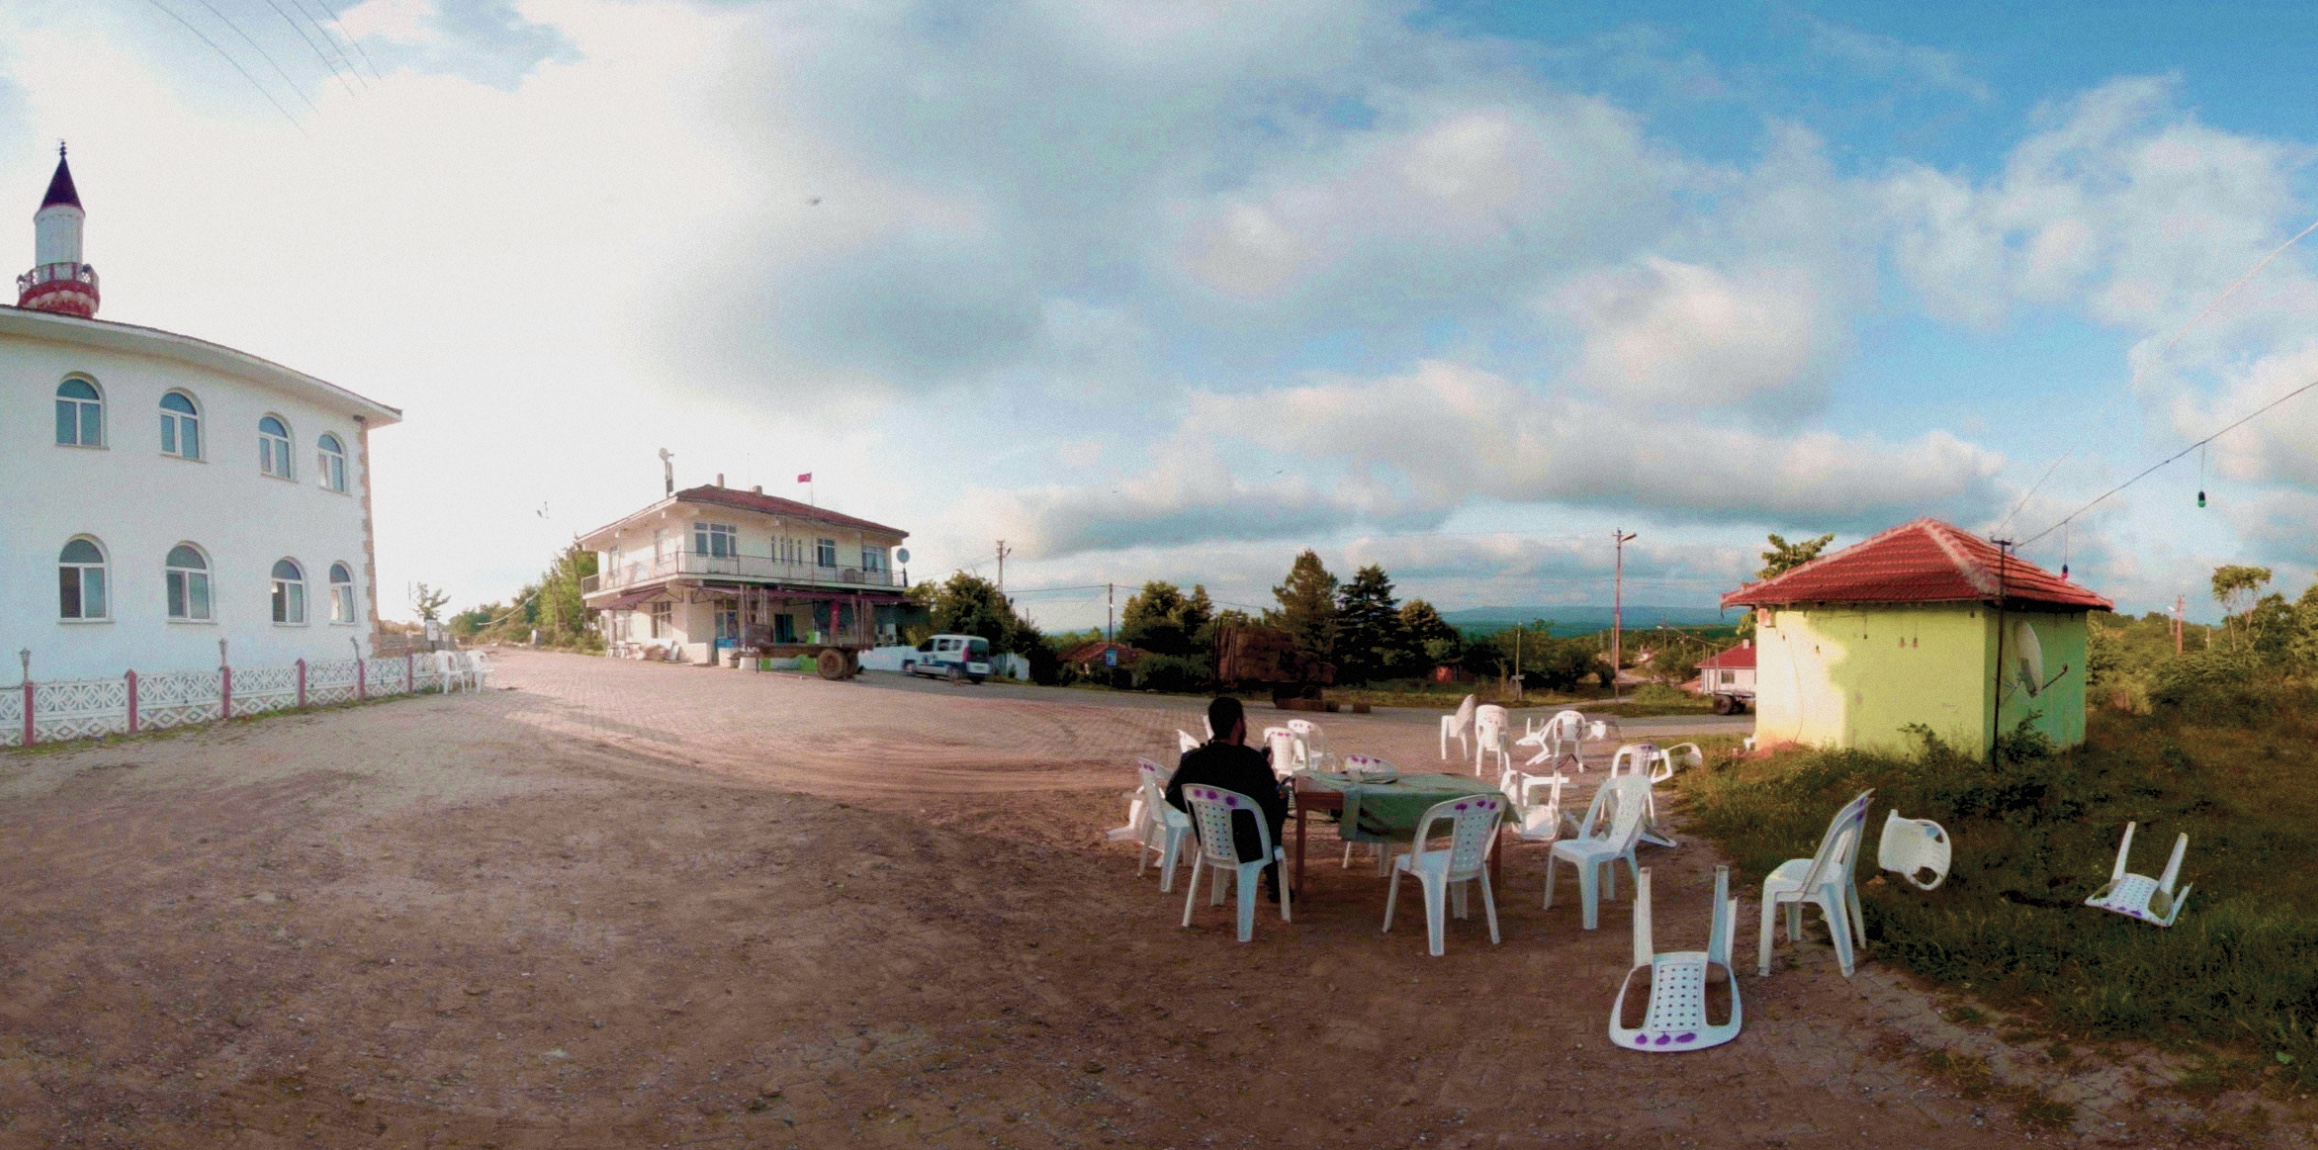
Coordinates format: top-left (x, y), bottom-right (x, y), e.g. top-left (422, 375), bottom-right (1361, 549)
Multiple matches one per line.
top-left (18, 261), bottom-right (97, 294)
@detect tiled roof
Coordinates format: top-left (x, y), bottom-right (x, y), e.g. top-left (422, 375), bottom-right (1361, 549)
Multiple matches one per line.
top-left (674, 485), bottom-right (907, 538)
top-left (1061, 641), bottom-right (1145, 666)
top-left (1721, 519), bottom-right (2111, 612)
top-left (1698, 644), bottom-right (1755, 670)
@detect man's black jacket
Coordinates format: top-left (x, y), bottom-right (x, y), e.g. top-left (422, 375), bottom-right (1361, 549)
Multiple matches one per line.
top-left (1164, 740), bottom-right (1287, 864)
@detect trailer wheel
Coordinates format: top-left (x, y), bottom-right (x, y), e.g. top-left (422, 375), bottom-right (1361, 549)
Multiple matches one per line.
top-left (816, 650), bottom-right (846, 680)
top-left (1712, 693), bottom-right (1733, 715)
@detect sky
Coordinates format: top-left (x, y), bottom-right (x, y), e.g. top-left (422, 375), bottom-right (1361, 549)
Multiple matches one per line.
top-left (8, 0), bottom-right (2318, 630)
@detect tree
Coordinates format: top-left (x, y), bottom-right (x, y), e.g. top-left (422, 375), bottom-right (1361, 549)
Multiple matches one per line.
top-left (2212, 565), bottom-right (2274, 650)
top-left (1119, 581), bottom-right (1215, 658)
top-left (411, 582), bottom-right (451, 623)
top-left (929, 572), bottom-right (1026, 649)
top-left (1759, 533), bottom-right (1835, 579)
top-left (1268, 550), bottom-right (1339, 659)
top-left (1400, 599), bottom-right (1462, 667)
top-left (1334, 564), bottom-right (1405, 683)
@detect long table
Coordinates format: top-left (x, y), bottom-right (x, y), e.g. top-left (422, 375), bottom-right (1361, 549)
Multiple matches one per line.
top-left (1289, 773), bottom-right (1507, 900)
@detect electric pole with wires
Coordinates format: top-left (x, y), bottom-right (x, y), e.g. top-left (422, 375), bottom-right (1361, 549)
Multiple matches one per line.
top-left (1611, 530), bottom-right (1637, 702)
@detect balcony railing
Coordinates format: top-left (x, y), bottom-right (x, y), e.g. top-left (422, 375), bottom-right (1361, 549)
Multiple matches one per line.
top-left (581, 551), bottom-right (897, 597)
top-left (17, 262), bottom-right (97, 294)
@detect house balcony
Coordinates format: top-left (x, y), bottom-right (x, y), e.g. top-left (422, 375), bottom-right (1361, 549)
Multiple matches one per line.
top-left (581, 551), bottom-right (899, 600)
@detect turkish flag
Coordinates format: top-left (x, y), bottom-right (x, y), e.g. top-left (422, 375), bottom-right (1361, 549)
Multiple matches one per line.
top-left (797, 473), bottom-right (812, 483)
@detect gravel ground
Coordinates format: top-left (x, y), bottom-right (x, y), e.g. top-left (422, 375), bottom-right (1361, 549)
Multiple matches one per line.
top-left (0, 649), bottom-right (2244, 1148)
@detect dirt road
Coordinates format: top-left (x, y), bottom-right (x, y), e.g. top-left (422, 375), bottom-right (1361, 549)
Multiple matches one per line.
top-left (0, 651), bottom-right (2185, 1147)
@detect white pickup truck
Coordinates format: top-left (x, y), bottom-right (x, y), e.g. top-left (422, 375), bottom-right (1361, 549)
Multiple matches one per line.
top-left (901, 634), bottom-right (992, 684)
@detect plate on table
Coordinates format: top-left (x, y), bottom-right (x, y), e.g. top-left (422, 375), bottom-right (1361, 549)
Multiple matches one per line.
top-left (1341, 754), bottom-right (1398, 784)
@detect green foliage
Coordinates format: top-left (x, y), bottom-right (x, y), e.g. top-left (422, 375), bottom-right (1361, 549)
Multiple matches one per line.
top-left (1468, 621), bottom-right (1608, 691)
top-left (1118, 581), bottom-right (1214, 658)
top-left (411, 582), bottom-right (452, 622)
top-left (1268, 550), bottom-right (1339, 660)
top-left (1681, 697), bottom-right (2318, 1087)
top-left (1333, 564), bottom-right (1407, 683)
top-left (1400, 598), bottom-right (1462, 666)
top-left (1759, 533), bottom-right (1835, 579)
top-left (1133, 653), bottom-right (1212, 693)
top-left (926, 572), bottom-right (1043, 656)
top-left (460, 545), bottom-right (601, 651)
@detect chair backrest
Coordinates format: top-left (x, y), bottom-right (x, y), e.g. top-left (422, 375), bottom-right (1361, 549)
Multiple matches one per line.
top-left (1596, 776), bottom-right (1653, 851)
top-left (1652, 743), bottom-right (1703, 783)
top-left (1474, 704), bottom-right (1507, 733)
top-left (1179, 785), bottom-right (1272, 866)
top-left (1796, 790), bottom-right (1877, 892)
top-left (1136, 756), bottom-right (1169, 786)
top-left (1876, 810), bottom-right (1952, 891)
top-left (1610, 743), bottom-right (1659, 777)
top-left (433, 651), bottom-right (457, 682)
top-left (1450, 695), bottom-right (1478, 734)
top-left (1411, 794), bottom-right (1502, 881)
top-left (1264, 728), bottom-right (1299, 773)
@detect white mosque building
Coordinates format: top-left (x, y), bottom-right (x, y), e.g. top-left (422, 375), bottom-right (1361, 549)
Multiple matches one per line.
top-left (2, 147), bottom-right (402, 682)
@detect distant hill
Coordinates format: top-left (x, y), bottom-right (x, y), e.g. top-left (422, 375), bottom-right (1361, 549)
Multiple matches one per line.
top-left (1443, 605), bottom-right (1736, 638)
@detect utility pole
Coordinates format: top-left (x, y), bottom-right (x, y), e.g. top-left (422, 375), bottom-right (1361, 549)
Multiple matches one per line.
top-left (1513, 624), bottom-right (1525, 702)
top-left (2174, 595), bottom-right (2185, 654)
top-left (1611, 530), bottom-right (1637, 702)
top-left (995, 541), bottom-right (1012, 594)
top-left (1107, 582), bottom-right (1115, 643)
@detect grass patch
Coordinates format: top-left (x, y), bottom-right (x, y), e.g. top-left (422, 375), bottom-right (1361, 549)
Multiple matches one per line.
top-left (1677, 694), bottom-right (2318, 1090)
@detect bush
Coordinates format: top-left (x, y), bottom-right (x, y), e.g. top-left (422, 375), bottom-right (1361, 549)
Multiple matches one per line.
top-left (1133, 653), bottom-right (1212, 694)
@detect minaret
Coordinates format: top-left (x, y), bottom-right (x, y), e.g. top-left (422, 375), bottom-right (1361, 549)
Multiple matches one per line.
top-left (16, 143), bottom-right (98, 318)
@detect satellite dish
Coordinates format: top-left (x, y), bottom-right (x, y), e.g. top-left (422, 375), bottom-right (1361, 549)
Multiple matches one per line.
top-left (2011, 619), bottom-right (2045, 697)
top-left (895, 548), bottom-right (911, 565)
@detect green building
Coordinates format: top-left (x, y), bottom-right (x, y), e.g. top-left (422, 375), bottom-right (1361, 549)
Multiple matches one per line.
top-left (1721, 519), bottom-right (2111, 756)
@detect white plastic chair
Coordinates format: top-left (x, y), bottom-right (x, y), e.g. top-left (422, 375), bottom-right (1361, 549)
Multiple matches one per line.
top-left (1499, 768), bottom-right (1567, 845)
top-left (1472, 705), bottom-right (1510, 776)
top-left (1179, 785), bottom-right (1290, 942)
top-left (1518, 709), bottom-right (1587, 771)
top-left (1544, 776), bottom-right (1651, 929)
top-left (2085, 822), bottom-right (2191, 927)
top-left (467, 651), bottom-right (494, 689)
top-left (432, 650), bottom-right (463, 693)
top-left (1651, 743), bottom-right (1703, 784)
top-left (1609, 742), bottom-right (1658, 777)
top-left (1107, 758), bottom-right (1191, 892)
top-left (1439, 695), bottom-right (1478, 762)
top-left (1758, 789), bottom-right (1875, 977)
top-left (1611, 865), bottom-right (1742, 1052)
top-left (1876, 810), bottom-right (1952, 892)
top-left (1383, 794), bottom-right (1504, 956)
top-left (1286, 719), bottom-right (1325, 765)
top-left (1608, 743), bottom-right (1679, 849)
top-left (1262, 727), bottom-right (1299, 778)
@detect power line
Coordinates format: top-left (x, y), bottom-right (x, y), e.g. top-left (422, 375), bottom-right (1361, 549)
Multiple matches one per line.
top-left (2018, 374), bottom-right (2318, 548)
top-left (186, 0), bottom-right (319, 113)
top-left (1996, 213), bottom-right (2318, 534)
top-left (305, 0), bottom-right (383, 80)
top-left (260, 0), bottom-right (359, 97)
top-left (141, 0), bottom-right (306, 131)
top-left (284, 0), bottom-right (369, 88)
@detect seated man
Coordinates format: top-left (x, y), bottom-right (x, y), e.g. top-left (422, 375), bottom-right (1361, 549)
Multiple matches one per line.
top-left (1165, 696), bottom-right (1290, 901)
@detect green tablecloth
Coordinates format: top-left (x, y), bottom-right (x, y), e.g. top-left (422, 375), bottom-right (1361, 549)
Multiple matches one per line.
top-left (1304, 772), bottom-right (1510, 844)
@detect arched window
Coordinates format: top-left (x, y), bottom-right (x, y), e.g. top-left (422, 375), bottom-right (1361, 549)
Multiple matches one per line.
top-left (55, 378), bottom-right (103, 447)
top-left (316, 433), bottom-right (348, 493)
top-left (160, 391), bottom-right (202, 460)
top-left (259, 415), bottom-right (293, 479)
top-left (166, 544), bottom-right (212, 621)
top-left (58, 537), bottom-right (108, 620)
top-left (328, 562), bottom-right (356, 624)
top-left (270, 558), bottom-right (307, 624)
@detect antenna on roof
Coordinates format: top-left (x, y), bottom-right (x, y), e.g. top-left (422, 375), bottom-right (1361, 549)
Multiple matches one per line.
top-left (657, 447), bottom-right (673, 496)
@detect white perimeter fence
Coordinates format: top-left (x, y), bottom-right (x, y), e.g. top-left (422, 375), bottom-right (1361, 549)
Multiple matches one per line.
top-left (1, 654), bottom-right (451, 748)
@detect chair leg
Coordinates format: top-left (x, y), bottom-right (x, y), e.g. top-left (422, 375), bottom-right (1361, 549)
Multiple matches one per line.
top-left (1382, 869), bottom-right (1401, 933)
top-left (1341, 840), bottom-right (1354, 869)
top-left (1158, 832), bottom-right (1181, 894)
top-left (1825, 893), bottom-right (1856, 976)
top-left (1758, 895), bottom-right (1778, 976)
top-left (1543, 854), bottom-right (1559, 910)
top-left (1785, 902), bottom-right (1802, 944)
top-left (1277, 855), bottom-right (1292, 924)
top-left (1451, 881), bottom-right (1469, 920)
top-left (1479, 868), bottom-right (1501, 945)
top-left (1235, 864), bottom-right (1258, 943)
top-left (1844, 880), bottom-right (1867, 952)
top-left (1181, 855), bottom-right (1204, 928)
top-left (1603, 860), bottom-right (1617, 903)
top-left (1210, 865), bottom-right (1228, 907)
top-left (1421, 872), bottom-right (1447, 957)
top-left (1579, 864), bottom-right (1601, 931)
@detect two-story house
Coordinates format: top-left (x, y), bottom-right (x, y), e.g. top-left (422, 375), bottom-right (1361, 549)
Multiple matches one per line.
top-left (577, 482), bottom-right (911, 673)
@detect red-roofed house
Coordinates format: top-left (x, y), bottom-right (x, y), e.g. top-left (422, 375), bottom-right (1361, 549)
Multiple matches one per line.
top-left (1722, 518), bottom-right (2112, 755)
top-left (1694, 641), bottom-right (1756, 699)
top-left (577, 480), bottom-right (911, 668)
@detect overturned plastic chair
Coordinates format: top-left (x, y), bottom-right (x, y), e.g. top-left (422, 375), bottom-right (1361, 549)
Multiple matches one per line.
top-left (1611, 865), bottom-right (1742, 1052)
top-left (1876, 810), bottom-right (1952, 892)
top-left (1545, 776), bottom-right (1652, 929)
top-left (1383, 794), bottom-right (1504, 956)
top-left (1179, 785), bottom-right (1291, 942)
top-left (1758, 789), bottom-right (1875, 977)
top-left (1499, 767), bottom-right (1568, 845)
top-left (1439, 695), bottom-right (1478, 762)
top-left (2086, 822), bottom-right (2192, 927)
top-left (1650, 743), bottom-right (1704, 784)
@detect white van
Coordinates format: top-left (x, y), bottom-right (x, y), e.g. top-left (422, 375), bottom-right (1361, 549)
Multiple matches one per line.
top-left (902, 634), bottom-right (993, 684)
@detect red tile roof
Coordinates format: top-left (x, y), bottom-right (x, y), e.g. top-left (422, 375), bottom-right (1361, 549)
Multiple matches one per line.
top-left (1698, 644), bottom-right (1755, 670)
top-left (1721, 519), bottom-right (2111, 612)
top-left (1061, 641), bottom-right (1146, 666)
top-left (674, 485), bottom-right (907, 538)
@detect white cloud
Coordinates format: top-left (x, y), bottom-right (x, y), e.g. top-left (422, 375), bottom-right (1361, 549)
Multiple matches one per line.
top-left (1548, 257), bottom-right (1838, 410)
top-left (1806, 19), bottom-right (1991, 102)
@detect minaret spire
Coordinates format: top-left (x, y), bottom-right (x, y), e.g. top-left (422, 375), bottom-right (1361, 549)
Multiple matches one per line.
top-left (18, 142), bottom-right (98, 318)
